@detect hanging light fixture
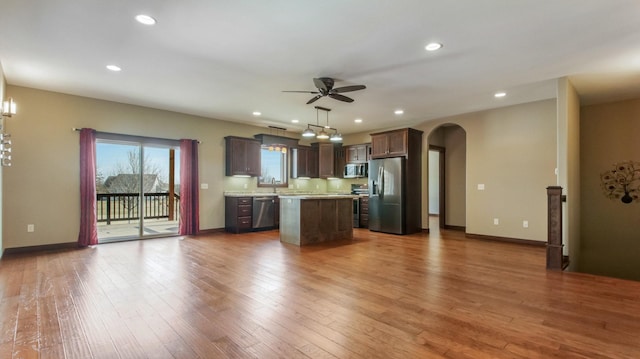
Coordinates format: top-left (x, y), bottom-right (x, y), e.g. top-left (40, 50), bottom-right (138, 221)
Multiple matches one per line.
top-left (301, 106), bottom-right (341, 142)
top-left (1, 97), bottom-right (17, 167)
top-left (1, 97), bottom-right (16, 118)
top-left (262, 126), bottom-right (289, 153)
top-left (302, 125), bottom-right (316, 137)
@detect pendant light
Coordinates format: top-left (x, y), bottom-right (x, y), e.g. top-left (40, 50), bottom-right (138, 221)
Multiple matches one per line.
top-left (301, 106), bottom-right (341, 142)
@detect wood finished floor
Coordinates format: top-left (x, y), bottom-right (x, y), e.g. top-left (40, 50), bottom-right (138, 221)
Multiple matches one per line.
top-left (1, 226), bottom-right (640, 358)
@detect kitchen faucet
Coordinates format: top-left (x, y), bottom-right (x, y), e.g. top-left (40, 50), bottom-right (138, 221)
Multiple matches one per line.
top-left (271, 177), bottom-right (277, 193)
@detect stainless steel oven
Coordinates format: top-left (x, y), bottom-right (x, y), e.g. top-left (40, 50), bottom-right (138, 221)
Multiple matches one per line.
top-left (350, 184), bottom-right (368, 228)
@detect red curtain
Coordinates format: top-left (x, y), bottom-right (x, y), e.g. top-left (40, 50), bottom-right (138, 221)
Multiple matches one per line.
top-left (179, 139), bottom-right (199, 235)
top-left (78, 128), bottom-right (98, 247)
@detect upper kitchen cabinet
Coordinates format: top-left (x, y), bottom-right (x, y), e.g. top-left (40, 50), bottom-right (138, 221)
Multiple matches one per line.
top-left (225, 136), bottom-right (261, 176)
top-left (291, 145), bottom-right (318, 178)
top-left (345, 143), bottom-right (370, 163)
top-left (316, 143), bottom-right (335, 179)
top-left (370, 128), bottom-right (422, 159)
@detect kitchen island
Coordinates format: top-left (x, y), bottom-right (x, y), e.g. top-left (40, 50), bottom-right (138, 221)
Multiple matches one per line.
top-left (279, 194), bottom-right (355, 246)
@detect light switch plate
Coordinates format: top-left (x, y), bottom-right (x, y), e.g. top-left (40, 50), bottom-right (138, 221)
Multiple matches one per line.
top-left (477, 184), bottom-right (485, 190)
top-left (200, 183), bottom-right (209, 189)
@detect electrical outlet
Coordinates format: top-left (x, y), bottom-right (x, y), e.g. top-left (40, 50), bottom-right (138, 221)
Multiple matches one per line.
top-left (27, 224), bottom-right (35, 232)
top-left (243, 183), bottom-right (248, 189)
top-left (493, 218), bottom-right (499, 225)
top-left (523, 220), bottom-right (529, 228)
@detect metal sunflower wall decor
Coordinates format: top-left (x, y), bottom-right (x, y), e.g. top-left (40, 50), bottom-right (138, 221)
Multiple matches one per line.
top-left (600, 160), bottom-right (640, 204)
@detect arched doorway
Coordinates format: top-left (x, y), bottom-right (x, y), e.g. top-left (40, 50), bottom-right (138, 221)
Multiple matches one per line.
top-left (427, 124), bottom-right (467, 230)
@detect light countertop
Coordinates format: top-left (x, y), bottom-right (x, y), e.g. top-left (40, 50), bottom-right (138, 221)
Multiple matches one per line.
top-left (278, 194), bottom-right (357, 199)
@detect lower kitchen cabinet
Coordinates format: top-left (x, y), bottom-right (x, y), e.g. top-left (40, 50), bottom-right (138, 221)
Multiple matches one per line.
top-left (359, 196), bottom-right (369, 228)
top-left (225, 197), bottom-right (253, 233)
top-left (225, 195), bottom-right (280, 233)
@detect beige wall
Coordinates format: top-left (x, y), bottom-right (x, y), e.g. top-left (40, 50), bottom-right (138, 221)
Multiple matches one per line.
top-left (442, 126), bottom-right (466, 227)
top-left (416, 99), bottom-right (557, 241)
top-left (2, 85), bottom-right (288, 248)
top-left (3, 84), bottom-right (558, 249)
top-left (425, 125), bottom-right (467, 227)
top-left (557, 78), bottom-right (581, 269)
top-left (580, 97), bottom-right (640, 281)
top-left (0, 64), bottom-right (5, 256)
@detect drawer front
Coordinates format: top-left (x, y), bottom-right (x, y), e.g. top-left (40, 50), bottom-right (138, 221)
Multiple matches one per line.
top-left (238, 216), bottom-right (252, 228)
top-left (238, 205), bottom-right (252, 217)
top-left (359, 197), bottom-right (369, 214)
top-left (237, 197), bottom-right (252, 205)
top-left (359, 214), bottom-right (369, 227)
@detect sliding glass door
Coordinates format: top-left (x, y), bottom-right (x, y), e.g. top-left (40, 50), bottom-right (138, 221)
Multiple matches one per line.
top-left (95, 139), bottom-right (180, 242)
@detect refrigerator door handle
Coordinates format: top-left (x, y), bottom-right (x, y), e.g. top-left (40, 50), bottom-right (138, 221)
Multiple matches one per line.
top-left (378, 166), bottom-right (384, 199)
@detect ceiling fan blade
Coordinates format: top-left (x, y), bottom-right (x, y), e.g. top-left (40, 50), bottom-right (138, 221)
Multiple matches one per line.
top-left (332, 85), bottom-right (366, 93)
top-left (282, 90), bottom-right (320, 94)
top-left (306, 94), bottom-right (323, 104)
top-left (328, 93), bottom-right (354, 103)
top-left (313, 77), bottom-right (334, 94)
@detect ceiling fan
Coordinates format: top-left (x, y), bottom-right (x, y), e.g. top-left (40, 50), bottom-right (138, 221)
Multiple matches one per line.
top-left (283, 77), bottom-right (366, 104)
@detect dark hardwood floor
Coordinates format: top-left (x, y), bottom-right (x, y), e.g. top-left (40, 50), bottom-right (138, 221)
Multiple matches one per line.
top-left (1, 223), bottom-right (640, 358)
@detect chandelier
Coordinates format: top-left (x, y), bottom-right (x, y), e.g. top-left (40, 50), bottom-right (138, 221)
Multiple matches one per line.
top-left (302, 106), bottom-right (342, 141)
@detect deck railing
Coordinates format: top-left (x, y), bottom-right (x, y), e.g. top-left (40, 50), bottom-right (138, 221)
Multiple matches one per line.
top-left (97, 193), bottom-right (180, 224)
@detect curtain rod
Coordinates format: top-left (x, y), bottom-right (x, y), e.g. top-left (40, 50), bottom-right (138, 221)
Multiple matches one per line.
top-left (72, 128), bottom-right (201, 144)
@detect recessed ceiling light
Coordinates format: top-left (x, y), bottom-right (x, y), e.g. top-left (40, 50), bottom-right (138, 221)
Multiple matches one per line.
top-left (354, 118), bottom-right (363, 123)
top-left (394, 109), bottom-right (404, 115)
top-left (135, 14), bottom-right (157, 25)
top-left (425, 42), bottom-right (443, 51)
top-left (494, 92), bottom-right (507, 98)
top-left (106, 65), bottom-right (121, 72)
top-left (291, 119), bottom-right (299, 123)
top-left (252, 111), bottom-right (261, 116)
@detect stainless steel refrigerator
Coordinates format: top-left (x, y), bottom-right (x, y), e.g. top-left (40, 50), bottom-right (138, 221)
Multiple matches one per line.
top-left (368, 157), bottom-right (406, 234)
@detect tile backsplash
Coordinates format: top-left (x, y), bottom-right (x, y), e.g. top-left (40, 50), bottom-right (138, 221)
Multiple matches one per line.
top-left (223, 176), bottom-right (366, 194)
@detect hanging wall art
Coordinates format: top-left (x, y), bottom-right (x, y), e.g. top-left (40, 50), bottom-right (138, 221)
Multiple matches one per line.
top-left (600, 160), bottom-right (640, 204)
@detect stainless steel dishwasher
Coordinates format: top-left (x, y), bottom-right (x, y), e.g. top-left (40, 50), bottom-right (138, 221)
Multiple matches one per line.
top-left (252, 196), bottom-right (275, 229)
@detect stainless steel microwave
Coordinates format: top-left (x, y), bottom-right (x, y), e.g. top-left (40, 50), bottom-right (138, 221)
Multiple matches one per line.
top-left (344, 163), bottom-right (368, 178)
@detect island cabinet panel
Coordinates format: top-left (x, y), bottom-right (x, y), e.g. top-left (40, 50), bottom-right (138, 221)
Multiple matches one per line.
top-left (225, 136), bottom-right (261, 176)
top-left (279, 196), bottom-right (354, 246)
top-left (370, 129), bottom-right (413, 158)
top-left (225, 197), bottom-right (253, 233)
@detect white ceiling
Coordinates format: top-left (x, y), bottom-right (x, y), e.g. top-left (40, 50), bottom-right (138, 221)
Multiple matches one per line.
top-left (2, 0), bottom-right (640, 135)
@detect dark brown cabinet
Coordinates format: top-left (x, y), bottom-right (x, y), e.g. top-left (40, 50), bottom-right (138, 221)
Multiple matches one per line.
top-left (225, 136), bottom-right (261, 176)
top-left (274, 196), bottom-right (280, 227)
top-left (359, 196), bottom-right (369, 228)
top-left (333, 145), bottom-right (346, 179)
top-left (370, 129), bottom-right (411, 158)
top-left (346, 144), bottom-right (369, 163)
top-left (292, 146), bottom-right (319, 178)
top-left (316, 143), bottom-right (335, 178)
top-left (225, 197), bottom-right (252, 233)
